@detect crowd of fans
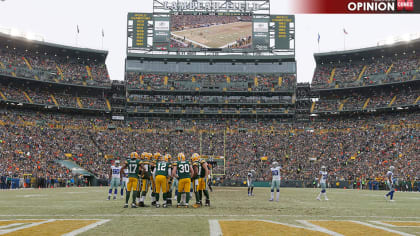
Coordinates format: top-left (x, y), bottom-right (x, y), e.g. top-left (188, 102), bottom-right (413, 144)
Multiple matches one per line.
top-left (1, 108), bottom-right (418, 189)
top-left (0, 47), bottom-right (110, 86)
top-left (314, 85), bottom-right (419, 112)
top-left (312, 52), bottom-right (418, 88)
top-left (128, 94), bottom-right (292, 104)
top-left (0, 84), bottom-right (108, 110)
top-left (126, 72), bottom-right (296, 91)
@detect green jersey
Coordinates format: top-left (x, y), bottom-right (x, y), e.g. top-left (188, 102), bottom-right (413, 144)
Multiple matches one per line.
top-left (156, 161), bottom-right (170, 176)
top-left (126, 159), bottom-right (141, 178)
top-left (175, 161), bottom-right (191, 179)
top-left (199, 160), bottom-right (207, 178)
top-left (191, 161), bottom-right (200, 179)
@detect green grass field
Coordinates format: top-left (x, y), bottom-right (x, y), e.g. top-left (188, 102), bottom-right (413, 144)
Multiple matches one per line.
top-left (0, 187), bottom-right (419, 235)
top-left (172, 22), bottom-right (252, 48)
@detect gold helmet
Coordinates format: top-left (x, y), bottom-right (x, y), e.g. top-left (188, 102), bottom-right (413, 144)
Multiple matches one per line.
top-left (130, 152), bottom-right (139, 159)
top-left (191, 153), bottom-right (200, 162)
top-left (164, 154), bottom-right (172, 162)
top-left (154, 152), bottom-right (161, 160)
top-left (145, 152), bottom-right (152, 160)
top-left (141, 152), bottom-right (147, 160)
top-left (177, 153), bottom-right (186, 161)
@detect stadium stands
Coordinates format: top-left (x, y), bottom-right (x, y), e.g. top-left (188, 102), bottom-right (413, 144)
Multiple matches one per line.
top-left (312, 40), bottom-right (420, 89)
top-left (0, 33), bottom-right (419, 191)
top-left (0, 33), bottom-right (110, 87)
top-left (126, 72), bottom-right (295, 91)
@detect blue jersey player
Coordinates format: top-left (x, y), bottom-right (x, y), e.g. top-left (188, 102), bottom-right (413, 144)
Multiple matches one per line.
top-left (384, 166), bottom-right (396, 202)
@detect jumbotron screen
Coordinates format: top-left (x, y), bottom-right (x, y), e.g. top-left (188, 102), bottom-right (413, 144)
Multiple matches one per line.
top-left (170, 14), bottom-right (253, 50)
top-left (128, 11), bottom-right (293, 52)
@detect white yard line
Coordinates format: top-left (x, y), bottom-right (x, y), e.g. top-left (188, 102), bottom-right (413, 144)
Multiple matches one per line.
top-left (209, 220), bottom-right (223, 236)
top-left (370, 221), bottom-right (420, 228)
top-left (62, 219), bottom-right (110, 236)
top-left (0, 223), bottom-right (24, 229)
top-left (0, 219), bottom-right (55, 235)
top-left (351, 220), bottom-right (415, 236)
top-left (296, 220), bottom-right (344, 236)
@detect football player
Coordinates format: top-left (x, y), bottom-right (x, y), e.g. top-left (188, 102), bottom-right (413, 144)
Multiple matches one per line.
top-left (120, 163), bottom-right (128, 199)
top-left (247, 170), bottom-right (255, 196)
top-left (120, 152), bottom-right (143, 208)
top-left (172, 153), bottom-right (195, 208)
top-left (150, 152), bottom-right (160, 205)
top-left (154, 154), bottom-right (171, 208)
top-left (384, 166), bottom-right (396, 201)
top-left (317, 166), bottom-right (329, 201)
top-left (197, 157), bottom-right (210, 207)
top-left (269, 161), bottom-right (281, 202)
top-left (191, 153), bottom-right (200, 206)
top-left (164, 154), bottom-right (174, 206)
top-left (108, 160), bottom-right (121, 200)
top-left (139, 152), bottom-right (152, 207)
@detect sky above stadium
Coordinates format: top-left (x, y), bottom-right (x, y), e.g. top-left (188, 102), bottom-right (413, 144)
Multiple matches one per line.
top-left (0, 0), bottom-right (419, 82)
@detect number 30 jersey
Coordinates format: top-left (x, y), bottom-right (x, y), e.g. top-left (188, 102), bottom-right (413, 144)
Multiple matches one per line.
top-left (173, 161), bottom-right (191, 179)
top-left (126, 159), bottom-right (141, 178)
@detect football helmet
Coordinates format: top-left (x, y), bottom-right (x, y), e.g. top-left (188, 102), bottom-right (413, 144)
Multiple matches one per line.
top-left (145, 152), bottom-right (152, 160)
top-left (154, 152), bottom-right (162, 160)
top-left (130, 152), bottom-right (139, 159)
top-left (321, 165), bottom-right (327, 171)
top-left (390, 166), bottom-right (395, 171)
top-left (164, 154), bottom-right (172, 162)
top-left (191, 153), bottom-right (200, 162)
top-left (177, 153), bottom-right (186, 161)
top-left (141, 152), bottom-right (147, 160)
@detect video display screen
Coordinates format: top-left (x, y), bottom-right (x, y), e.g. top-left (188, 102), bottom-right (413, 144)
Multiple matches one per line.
top-left (170, 14), bottom-right (253, 49)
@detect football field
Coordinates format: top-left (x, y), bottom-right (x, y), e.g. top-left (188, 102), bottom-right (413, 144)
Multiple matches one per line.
top-left (171, 22), bottom-right (252, 48)
top-left (0, 187), bottom-right (419, 235)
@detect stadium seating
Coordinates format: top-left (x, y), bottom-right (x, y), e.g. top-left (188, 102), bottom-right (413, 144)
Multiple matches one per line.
top-left (126, 72), bottom-right (296, 91)
top-left (312, 50), bottom-right (419, 89)
top-left (0, 36), bottom-right (110, 87)
top-left (1, 108), bottom-right (418, 186)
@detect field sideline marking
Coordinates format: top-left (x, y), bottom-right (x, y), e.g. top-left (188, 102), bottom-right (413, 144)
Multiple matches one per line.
top-left (351, 220), bottom-right (415, 236)
top-left (370, 221), bottom-right (420, 228)
top-left (1, 214), bottom-right (420, 219)
top-left (209, 220), bottom-right (222, 236)
top-left (0, 219), bottom-right (54, 235)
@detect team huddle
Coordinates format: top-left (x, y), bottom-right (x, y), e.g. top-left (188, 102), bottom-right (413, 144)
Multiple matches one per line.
top-left (108, 153), bottom-right (398, 208)
top-left (109, 152), bottom-right (210, 208)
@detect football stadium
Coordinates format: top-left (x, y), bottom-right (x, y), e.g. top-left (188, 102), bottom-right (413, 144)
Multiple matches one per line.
top-left (0, 0), bottom-right (419, 235)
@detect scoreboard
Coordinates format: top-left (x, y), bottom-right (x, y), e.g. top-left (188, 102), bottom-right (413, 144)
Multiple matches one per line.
top-left (127, 13), bottom-right (152, 48)
top-left (270, 15), bottom-right (295, 50)
top-left (126, 1), bottom-right (294, 54)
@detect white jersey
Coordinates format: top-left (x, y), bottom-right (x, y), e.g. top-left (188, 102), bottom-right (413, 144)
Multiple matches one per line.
top-left (319, 171), bottom-right (328, 184)
top-left (386, 171), bottom-right (393, 181)
top-left (247, 172), bottom-right (253, 180)
top-left (271, 166), bottom-right (281, 181)
top-left (111, 166), bottom-right (122, 179)
top-left (122, 169), bottom-right (128, 182)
